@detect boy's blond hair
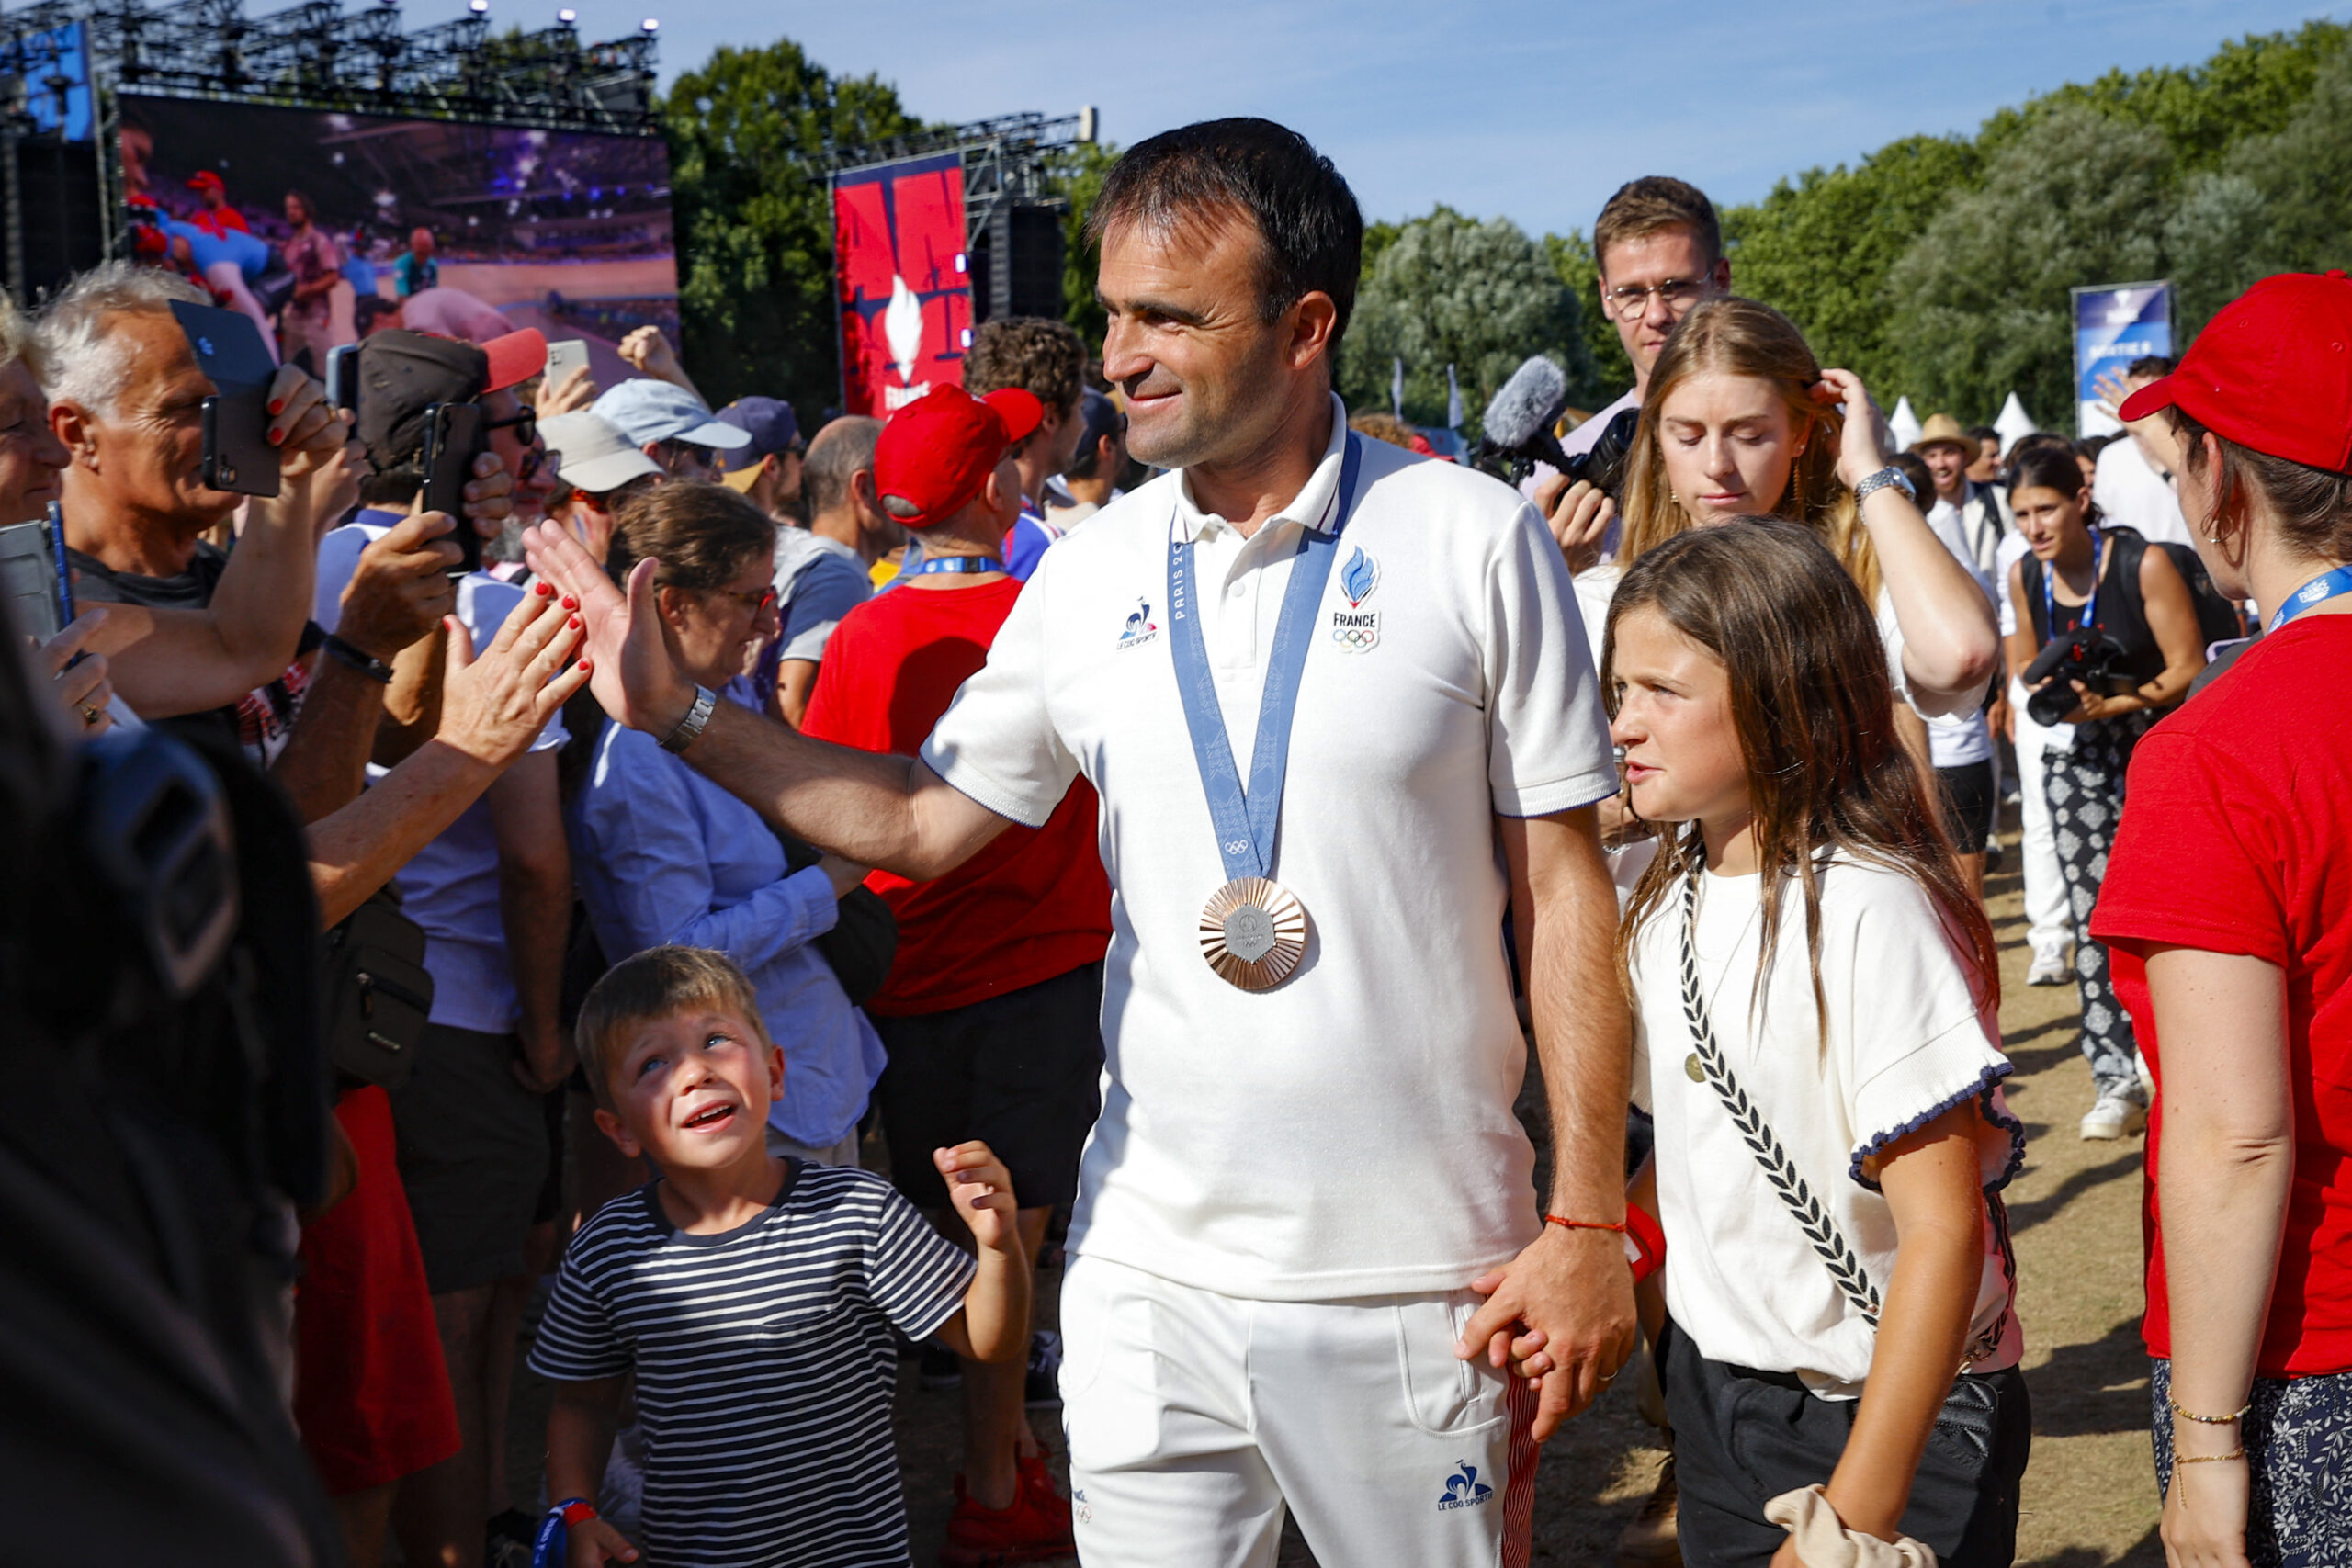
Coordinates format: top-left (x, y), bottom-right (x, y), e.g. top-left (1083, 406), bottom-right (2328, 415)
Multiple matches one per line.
top-left (574, 946), bottom-right (767, 1111)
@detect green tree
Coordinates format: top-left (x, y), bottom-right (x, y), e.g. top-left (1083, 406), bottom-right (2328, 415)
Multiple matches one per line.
top-left (660, 42), bottom-right (924, 413)
top-left (1543, 230), bottom-right (1630, 406)
top-left (1047, 139), bottom-right (1120, 355)
top-left (2182, 39), bottom-right (2352, 323)
top-left (1340, 208), bottom-right (1597, 431)
top-left (1723, 134), bottom-right (1980, 398)
top-left (1885, 106), bottom-right (2174, 425)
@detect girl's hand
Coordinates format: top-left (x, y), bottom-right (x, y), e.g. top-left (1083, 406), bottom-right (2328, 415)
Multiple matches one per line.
top-left (2161, 1454), bottom-right (2252, 1568)
top-left (1810, 367), bottom-right (1890, 489)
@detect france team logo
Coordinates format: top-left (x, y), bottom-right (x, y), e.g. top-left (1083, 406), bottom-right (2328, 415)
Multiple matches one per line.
top-left (1331, 546), bottom-right (1380, 652)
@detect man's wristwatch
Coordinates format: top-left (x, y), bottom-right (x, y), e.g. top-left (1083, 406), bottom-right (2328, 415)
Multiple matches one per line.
top-left (659, 684), bottom-right (718, 753)
top-left (1853, 466), bottom-right (1916, 506)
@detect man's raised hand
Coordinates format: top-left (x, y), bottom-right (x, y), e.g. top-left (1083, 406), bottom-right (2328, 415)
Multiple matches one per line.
top-left (521, 519), bottom-right (692, 735)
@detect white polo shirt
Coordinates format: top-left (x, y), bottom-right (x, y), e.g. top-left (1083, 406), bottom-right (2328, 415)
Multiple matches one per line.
top-left (922, 396), bottom-right (1617, 1301)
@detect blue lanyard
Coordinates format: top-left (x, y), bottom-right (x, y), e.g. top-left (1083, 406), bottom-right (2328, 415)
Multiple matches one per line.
top-left (1165, 434), bottom-right (1363, 885)
top-left (2043, 525), bottom-right (2102, 640)
top-left (911, 554), bottom-right (1004, 575)
top-left (2268, 564), bottom-right (2352, 632)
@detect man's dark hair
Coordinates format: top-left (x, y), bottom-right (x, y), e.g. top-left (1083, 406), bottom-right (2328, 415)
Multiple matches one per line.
top-left (2127, 355), bottom-right (2177, 379)
top-left (1086, 118), bottom-right (1363, 369)
top-left (357, 463), bottom-right (424, 508)
top-left (354, 294), bottom-right (399, 336)
top-left (1064, 389), bottom-right (1125, 480)
top-left (1964, 424), bottom-right (1999, 448)
top-left (1593, 176), bottom-right (1722, 274)
top-left (802, 414), bottom-right (881, 519)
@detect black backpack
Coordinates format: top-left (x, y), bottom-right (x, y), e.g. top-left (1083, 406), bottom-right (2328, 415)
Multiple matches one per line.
top-left (2110, 529), bottom-right (2245, 650)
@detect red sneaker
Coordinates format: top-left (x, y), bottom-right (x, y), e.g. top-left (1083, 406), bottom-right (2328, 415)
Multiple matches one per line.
top-left (939, 1462), bottom-right (1076, 1567)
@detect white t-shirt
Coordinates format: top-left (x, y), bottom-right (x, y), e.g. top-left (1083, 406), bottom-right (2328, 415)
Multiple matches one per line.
top-left (1631, 854), bottom-right (2025, 1395)
top-left (1920, 493), bottom-right (1996, 769)
top-left (2094, 436), bottom-right (2190, 549)
top-left (314, 515), bottom-right (569, 1033)
top-left (922, 395), bottom-right (1618, 1300)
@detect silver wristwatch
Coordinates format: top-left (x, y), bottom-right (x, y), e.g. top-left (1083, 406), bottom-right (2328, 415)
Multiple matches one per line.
top-left (1853, 466), bottom-right (1916, 505)
top-left (658, 684), bottom-right (718, 754)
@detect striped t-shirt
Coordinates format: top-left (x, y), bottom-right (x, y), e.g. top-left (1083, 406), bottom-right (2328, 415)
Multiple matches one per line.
top-left (528, 1161), bottom-right (976, 1567)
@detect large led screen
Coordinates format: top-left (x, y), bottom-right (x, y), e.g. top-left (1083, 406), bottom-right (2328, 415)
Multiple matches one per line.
top-left (833, 152), bottom-right (974, 417)
top-left (119, 92), bottom-right (675, 381)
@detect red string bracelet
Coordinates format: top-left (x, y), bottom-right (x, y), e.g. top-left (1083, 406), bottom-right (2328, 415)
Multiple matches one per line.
top-left (1544, 1214), bottom-right (1627, 1233)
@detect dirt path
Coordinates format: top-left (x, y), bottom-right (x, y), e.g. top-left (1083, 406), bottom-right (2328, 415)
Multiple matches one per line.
top-left (514, 804), bottom-right (2168, 1565)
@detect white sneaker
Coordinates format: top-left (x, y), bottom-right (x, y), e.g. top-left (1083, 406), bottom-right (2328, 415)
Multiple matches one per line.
top-left (2027, 950), bottom-right (2069, 986)
top-left (2080, 1093), bottom-right (2147, 1141)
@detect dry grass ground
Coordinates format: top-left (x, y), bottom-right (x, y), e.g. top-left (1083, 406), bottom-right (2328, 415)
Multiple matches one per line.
top-left (514, 806), bottom-right (2168, 1565)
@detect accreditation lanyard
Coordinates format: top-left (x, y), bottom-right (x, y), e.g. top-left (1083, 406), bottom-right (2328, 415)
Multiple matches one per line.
top-left (1165, 434), bottom-right (1363, 885)
top-left (2043, 525), bottom-right (2102, 640)
top-left (911, 554), bottom-right (1005, 575)
top-left (2268, 563), bottom-right (2352, 632)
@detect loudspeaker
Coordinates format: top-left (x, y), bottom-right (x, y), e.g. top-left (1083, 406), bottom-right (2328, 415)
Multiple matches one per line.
top-left (969, 200), bottom-right (1065, 323)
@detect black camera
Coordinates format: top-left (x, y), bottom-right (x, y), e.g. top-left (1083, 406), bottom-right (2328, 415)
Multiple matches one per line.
top-left (2023, 630), bottom-right (2139, 726)
top-left (1563, 405), bottom-right (1642, 502)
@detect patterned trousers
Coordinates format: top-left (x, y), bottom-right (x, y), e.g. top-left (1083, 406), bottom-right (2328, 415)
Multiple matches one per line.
top-left (2153, 1357), bottom-right (2352, 1567)
top-left (2041, 712), bottom-right (2154, 1100)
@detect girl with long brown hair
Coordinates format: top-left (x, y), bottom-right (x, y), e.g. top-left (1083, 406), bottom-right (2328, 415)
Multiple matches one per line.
top-left (1563, 521), bottom-right (2028, 1567)
top-left (1570, 298), bottom-right (1998, 724)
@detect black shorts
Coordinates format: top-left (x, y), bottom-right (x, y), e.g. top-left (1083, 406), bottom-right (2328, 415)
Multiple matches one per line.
top-left (873, 962), bottom-right (1104, 1213)
top-left (1657, 1316), bottom-right (2030, 1568)
top-left (387, 1023), bottom-right (550, 1294)
top-left (1935, 760), bottom-right (1996, 854)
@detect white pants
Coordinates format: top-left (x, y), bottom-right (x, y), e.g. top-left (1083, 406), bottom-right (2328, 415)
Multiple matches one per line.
top-left (1059, 1254), bottom-right (1538, 1568)
top-left (2010, 679), bottom-right (2072, 961)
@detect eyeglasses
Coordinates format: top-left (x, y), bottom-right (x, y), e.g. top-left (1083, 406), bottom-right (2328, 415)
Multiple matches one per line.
top-left (484, 407), bottom-right (538, 446)
top-left (707, 584), bottom-right (777, 616)
top-left (1603, 278), bottom-right (1707, 319)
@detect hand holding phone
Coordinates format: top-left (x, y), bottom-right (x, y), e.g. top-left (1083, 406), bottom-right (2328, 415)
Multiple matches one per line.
top-left (169, 300), bottom-right (282, 498)
top-left (421, 402), bottom-right (487, 577)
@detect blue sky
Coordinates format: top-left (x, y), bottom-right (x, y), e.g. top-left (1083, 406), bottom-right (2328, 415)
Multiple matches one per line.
top-left (410, 0), bottom-right (2344, 237)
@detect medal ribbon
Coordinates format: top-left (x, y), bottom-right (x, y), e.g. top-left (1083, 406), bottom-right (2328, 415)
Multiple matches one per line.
top-left (2042, 524), bottom-right (2101, 642)
top-left (2268, 562), bottom-right (2352, 632)
top-left (911, 554), bottom-right (1005, 575)
top-left (1166, 433), bottom-right (1364, 885)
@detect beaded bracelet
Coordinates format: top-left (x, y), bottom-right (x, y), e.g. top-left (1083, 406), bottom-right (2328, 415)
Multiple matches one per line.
top-left (2175, 1450), bottom-right (2246, 1465)
top-left (2169, 1394), bottom-right (2253, 1425)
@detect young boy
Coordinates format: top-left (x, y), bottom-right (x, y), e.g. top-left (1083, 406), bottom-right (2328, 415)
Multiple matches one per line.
top-left (530, 946), bottom-right (1030, 1568)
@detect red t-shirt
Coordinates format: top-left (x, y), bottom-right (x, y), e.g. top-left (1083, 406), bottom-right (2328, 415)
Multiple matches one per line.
top-left (800, 578), bottom-right (1111, 1016)
top-left (2093, 615), bottom-right (2352, 1377)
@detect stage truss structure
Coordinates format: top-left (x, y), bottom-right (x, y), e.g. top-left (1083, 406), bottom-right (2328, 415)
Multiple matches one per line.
top-left (0, 0), bottom-right (660, 287)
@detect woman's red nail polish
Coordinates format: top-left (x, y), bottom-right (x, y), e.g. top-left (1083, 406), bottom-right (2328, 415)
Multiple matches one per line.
top-left (266, 399), bottom-right (284, 415)
top-left (266, 429), bottom-right (283, 443)
top-left (569, 614), bottom-right (582, 628)
top-left (535, 581), bottom-right (554, 597)
top-left (561, 594), bottom-right (578, 610)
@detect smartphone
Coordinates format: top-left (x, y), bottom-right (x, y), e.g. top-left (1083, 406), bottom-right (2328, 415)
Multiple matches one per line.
top-left (0, 517), bottom-right (61, 642)
top-left (420, 401), bottom-right (486, 577)
top-left (169, 300), bottom-right (281, 498)
top-left (543, 337), bottom-right (590, 389)
top-left (325, 344), bottom-right (360, 413)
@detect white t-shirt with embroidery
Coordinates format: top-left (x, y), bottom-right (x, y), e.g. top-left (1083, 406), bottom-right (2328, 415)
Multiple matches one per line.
top-left (1630, 852), bottom-right (2025, 1397)
top-left (922, 394), bottom-right (1617, 1300)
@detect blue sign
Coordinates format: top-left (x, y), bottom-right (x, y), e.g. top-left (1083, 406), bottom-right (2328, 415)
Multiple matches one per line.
top-left (2072, 280), bottom-right (2171, 435)
top-left (10, 21), bottom-right (93, 141)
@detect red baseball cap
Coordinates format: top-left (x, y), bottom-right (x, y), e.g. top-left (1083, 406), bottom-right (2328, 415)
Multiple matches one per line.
top-left (2119, 269), bottom-right (2352, 474)
top-left (874, 385), bottom-right (1044, 529)
top-left (187, 171), bottom-right (225, 194)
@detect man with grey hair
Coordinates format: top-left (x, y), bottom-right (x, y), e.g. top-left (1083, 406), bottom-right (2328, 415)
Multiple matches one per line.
top-left (760, 413), bottom-right (897, 728)
top-left (43, 261), bottom-right (510, 818)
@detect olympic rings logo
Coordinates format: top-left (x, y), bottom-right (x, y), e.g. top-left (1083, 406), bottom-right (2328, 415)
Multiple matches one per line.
top-left (1330, 626), bottom-right (1380, 649)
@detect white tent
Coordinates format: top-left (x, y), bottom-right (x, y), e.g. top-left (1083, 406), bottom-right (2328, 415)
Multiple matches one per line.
top-left (1888, 395), bottom-right (1923, 452)
top-left (1995, 392), bottom-right (2038, 454)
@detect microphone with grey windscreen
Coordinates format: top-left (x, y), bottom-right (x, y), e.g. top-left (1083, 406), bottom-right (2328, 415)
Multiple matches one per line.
top-left (1477, 355), bottom-right (1575, 472)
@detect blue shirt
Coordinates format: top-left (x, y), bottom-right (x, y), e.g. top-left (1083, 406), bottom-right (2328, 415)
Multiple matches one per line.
top-left (570, 682), bottom-right (885, 1147)
top-left (1002, 501), bottom-right (1063, 582)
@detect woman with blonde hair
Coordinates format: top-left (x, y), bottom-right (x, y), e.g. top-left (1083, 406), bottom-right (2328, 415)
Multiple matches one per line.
top-left (1552, 298), bottom-right (1998, 723)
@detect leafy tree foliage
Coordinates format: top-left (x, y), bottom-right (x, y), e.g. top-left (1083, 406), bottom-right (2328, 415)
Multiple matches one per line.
top-left (1339, 208), bottom-right (1597, 432)
top-left (661, 42), bottom-right (923, 414)
top-left (1543, 230), bottom-right (1630, 406)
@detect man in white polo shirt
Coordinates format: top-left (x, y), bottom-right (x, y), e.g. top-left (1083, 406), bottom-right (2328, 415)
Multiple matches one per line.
top-left (527, 117), bottom-right (1634, 1567)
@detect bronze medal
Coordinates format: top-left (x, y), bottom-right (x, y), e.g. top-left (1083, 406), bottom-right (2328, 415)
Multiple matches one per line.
top-left (1198, 877), bottom-right (1309, 991)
